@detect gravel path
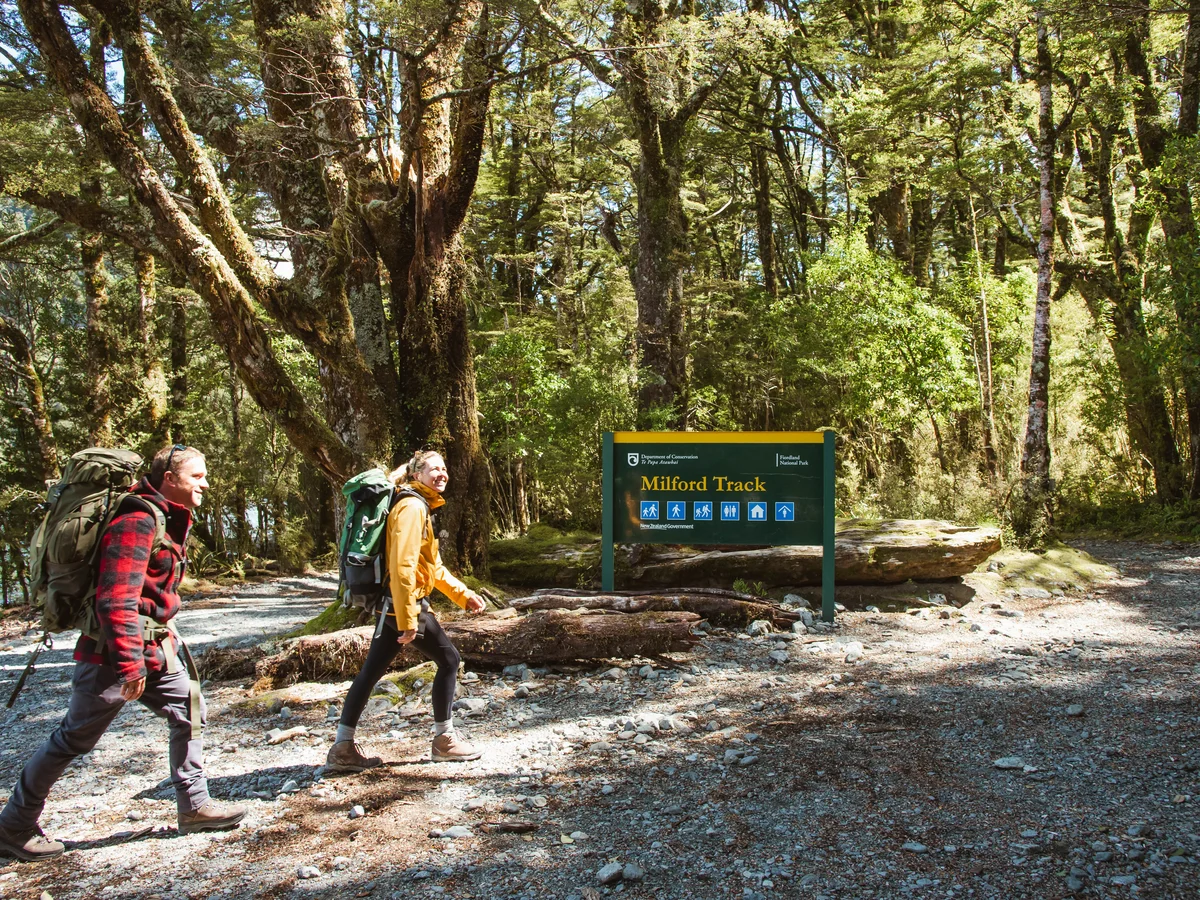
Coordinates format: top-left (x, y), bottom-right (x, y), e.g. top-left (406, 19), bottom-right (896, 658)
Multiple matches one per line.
top-left (1, 543), bottom-right (1197, 900)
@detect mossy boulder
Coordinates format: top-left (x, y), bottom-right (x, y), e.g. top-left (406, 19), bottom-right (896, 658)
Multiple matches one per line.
top-left (490, 524), bottom-right (601, 587)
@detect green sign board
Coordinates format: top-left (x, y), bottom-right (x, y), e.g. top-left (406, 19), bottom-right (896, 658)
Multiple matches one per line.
top-left (601, 431), bottom-right (837, 621)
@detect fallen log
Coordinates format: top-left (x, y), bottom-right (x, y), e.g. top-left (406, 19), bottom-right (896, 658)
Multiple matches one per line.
top-left (508, 589), bottom-right (799, 628)
top-left (628, 520), bottom-right (1001, 588)
top-left (490, 519), bottom-right (1000, 589)
top-left (197, 644), bottom-right (268, 681)
top-left (250, 609), bottom-right (700, 689)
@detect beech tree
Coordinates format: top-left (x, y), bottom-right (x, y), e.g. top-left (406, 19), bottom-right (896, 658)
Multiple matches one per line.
top-left (10, 0), bottom-right (500, 569)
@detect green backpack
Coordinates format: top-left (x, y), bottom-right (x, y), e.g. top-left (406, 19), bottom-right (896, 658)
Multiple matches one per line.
top-left (337, 468), bottom-right (396, 611)
top-left (27, 447), bottom-right (166, 634)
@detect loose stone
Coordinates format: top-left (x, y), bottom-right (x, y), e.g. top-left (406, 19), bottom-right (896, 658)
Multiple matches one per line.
top-left (993, 757), bottom-right (1025, 770)
top-left (598, 862), bottom-right (624, 885)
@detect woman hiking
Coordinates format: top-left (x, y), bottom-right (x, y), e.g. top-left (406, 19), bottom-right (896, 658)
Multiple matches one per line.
top-left (326, 450), bottom-right (487, 771)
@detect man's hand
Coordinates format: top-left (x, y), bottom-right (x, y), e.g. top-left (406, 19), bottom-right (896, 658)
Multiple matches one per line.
top-left (466, 592), bottom-right (486, 614)
top-left (120, 676), bottom-right (146, 701)
top-left (397, 629), bottom-right (417, 645)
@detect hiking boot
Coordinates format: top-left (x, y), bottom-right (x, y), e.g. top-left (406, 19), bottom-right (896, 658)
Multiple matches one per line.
top-left (178, 799), bottom-right (247, 835)
top-left (431, 732), bottom-right (482, 762)
top-left (325, 740), bottom-right (382, 773)
top-left (0, 823), bottom-right (65, 861)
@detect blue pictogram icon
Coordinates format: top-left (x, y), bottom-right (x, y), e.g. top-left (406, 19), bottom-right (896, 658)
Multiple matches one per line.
top-left (775, 502), bottom-right (795, 521)
top-left (667, 501), bottom-right (686, 520)
top-left (748, 502), bottom-right (767, 521)
top-left (720, 502), bottom-right (740, 521)
top-left (693, 501), bottom-right (713, 520)
top-left (640, 500), bottom-right (659, 520)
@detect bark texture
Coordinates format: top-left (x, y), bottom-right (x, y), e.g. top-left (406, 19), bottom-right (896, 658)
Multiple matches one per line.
top-left (1021, 12), bottom-right (1054, 495)
top-left (509, 589), bottom-right (801, 628)
top-left (489, 520), bottom-right (1001, 589)
top-left (625, 521), bottom-right (1000, 589)
top-left (245, 609), bottom-right (700, 687)
top-left (0, 314), bottom-right (59, 481)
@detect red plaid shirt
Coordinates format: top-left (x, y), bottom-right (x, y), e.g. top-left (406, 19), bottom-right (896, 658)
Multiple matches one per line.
top-left (73, 478), bottom-right (191, 683)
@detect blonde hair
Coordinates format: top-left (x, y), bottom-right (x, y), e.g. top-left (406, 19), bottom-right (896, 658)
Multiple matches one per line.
top-left (388, 449), bottom-right (443, 485)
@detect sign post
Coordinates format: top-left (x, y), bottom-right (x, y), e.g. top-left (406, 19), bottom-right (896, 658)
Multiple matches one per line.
top-left (601, 430), bottom-right (836, 621)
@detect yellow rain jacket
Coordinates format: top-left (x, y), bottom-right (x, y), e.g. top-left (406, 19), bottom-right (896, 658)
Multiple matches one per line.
top-left (386, 481), bottom-right (473, 630)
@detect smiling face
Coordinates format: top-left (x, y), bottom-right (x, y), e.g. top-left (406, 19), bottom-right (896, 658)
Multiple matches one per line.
top-left (414, 453), bottom-right (449, 493)
top-left (160, 456), bottom-right (209, 510)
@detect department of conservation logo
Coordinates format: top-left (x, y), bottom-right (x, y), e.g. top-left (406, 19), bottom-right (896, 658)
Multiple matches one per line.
top-left (627, 453), bottom-right (639, 466)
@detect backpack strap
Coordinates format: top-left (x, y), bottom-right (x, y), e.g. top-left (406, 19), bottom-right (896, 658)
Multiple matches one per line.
top-left (394, 487), bottom-right (433, 537)
top-left (114, 494), bottom-right (168, 556)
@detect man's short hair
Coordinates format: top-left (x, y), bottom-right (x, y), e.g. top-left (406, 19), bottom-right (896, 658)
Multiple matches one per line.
top-left (150, 444), bottom-right (205, 487)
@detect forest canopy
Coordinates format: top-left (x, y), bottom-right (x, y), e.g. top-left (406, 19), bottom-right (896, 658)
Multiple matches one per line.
top-left (1, 0), bottom-right (1198, 601)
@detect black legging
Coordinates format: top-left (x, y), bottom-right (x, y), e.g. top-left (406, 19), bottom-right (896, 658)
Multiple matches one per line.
top-left (340, 607), bottom-right (461, 727)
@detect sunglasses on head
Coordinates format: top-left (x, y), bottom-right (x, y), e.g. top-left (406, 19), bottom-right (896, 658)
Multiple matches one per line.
top-left (164, 443), bottom-right (188, 475)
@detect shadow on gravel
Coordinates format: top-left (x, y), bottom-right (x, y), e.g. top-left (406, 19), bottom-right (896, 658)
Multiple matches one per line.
top-left (135, 764), bottom-right (325, 802)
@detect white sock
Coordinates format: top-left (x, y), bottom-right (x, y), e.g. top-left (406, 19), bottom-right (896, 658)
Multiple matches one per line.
top-left (336, 724), bottom-right (357, 744)
top-left (433, 720), bottom-right (454, 737)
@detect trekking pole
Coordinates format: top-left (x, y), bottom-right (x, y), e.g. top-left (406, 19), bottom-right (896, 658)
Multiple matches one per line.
top-left (6, 632), bottom-right (51, 709)
top-left (478, 587), bottom-right (509, 609)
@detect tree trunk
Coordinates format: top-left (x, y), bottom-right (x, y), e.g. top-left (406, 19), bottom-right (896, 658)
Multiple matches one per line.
top-left (910, 190), bottom-right (933, 286)
top-left (384, 2), bottom-right (493, 572)
top-left (0, 314), bottom-right (59, 481)
top-left (873, 181), bottom-right (912, 270)
top-left (230, 361), bottom-right (251, 556)
top-left (514, 456), bottom-right (529, 535)
top-left (1068, 119), bottom-right (1185, 502)
top-left (167, 287), bottom-right (188, 444)
top-left (968, 197), bottom-right (998, 481)
top-left (82, 18), bottom-right (113, 447)
top-left (751, 140), bottom-right (778, 297)
top-left (1016, 11), bottom-right (1056, 542)
top-left (1126, 0), bottom-right (1200, 498)
top-left (632, 116), bottom-right (688, 428)
top-left (122, 49), bottom-right (168, 445)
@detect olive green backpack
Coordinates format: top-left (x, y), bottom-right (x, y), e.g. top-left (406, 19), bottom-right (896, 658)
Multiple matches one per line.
top-left (7, 448), bottom-right (165, 707)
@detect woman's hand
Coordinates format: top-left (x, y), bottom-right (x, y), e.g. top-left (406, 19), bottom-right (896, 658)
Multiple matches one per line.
top-left (397, 629), bottom-right (417, 644)
top-left (466, 593), bottom-right (486, 614)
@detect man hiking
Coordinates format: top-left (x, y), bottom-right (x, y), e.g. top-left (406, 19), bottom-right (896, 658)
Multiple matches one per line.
top-left (0, 445), bottom-right (246, 861)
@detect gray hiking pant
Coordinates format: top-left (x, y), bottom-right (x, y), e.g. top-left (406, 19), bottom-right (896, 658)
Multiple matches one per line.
top-left (0, 660), bottom-right (209, 831)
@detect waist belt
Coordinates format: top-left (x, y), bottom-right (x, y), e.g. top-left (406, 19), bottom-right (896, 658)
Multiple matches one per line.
top-left (137, 616), bottom-right (204, 737)
top-left (377, 597), bottom-right (431, 638)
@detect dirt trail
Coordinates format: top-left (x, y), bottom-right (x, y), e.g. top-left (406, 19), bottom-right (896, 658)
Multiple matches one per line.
top-left (0, 543), bottom-right (1197, 900)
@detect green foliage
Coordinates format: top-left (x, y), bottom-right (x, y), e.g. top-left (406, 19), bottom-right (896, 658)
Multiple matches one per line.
top-left (3, 0), bottom-right (1198, 610)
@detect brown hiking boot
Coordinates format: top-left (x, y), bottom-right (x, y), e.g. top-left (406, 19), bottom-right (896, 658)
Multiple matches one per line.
top-left (0, 823), bottom-right (64, 861)
top-left (431, 732), bottom-right (482, 762)
top-left (178, 799), bottom-right (247, 835)
top-left (325, 740), bottom-right (382, 773)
